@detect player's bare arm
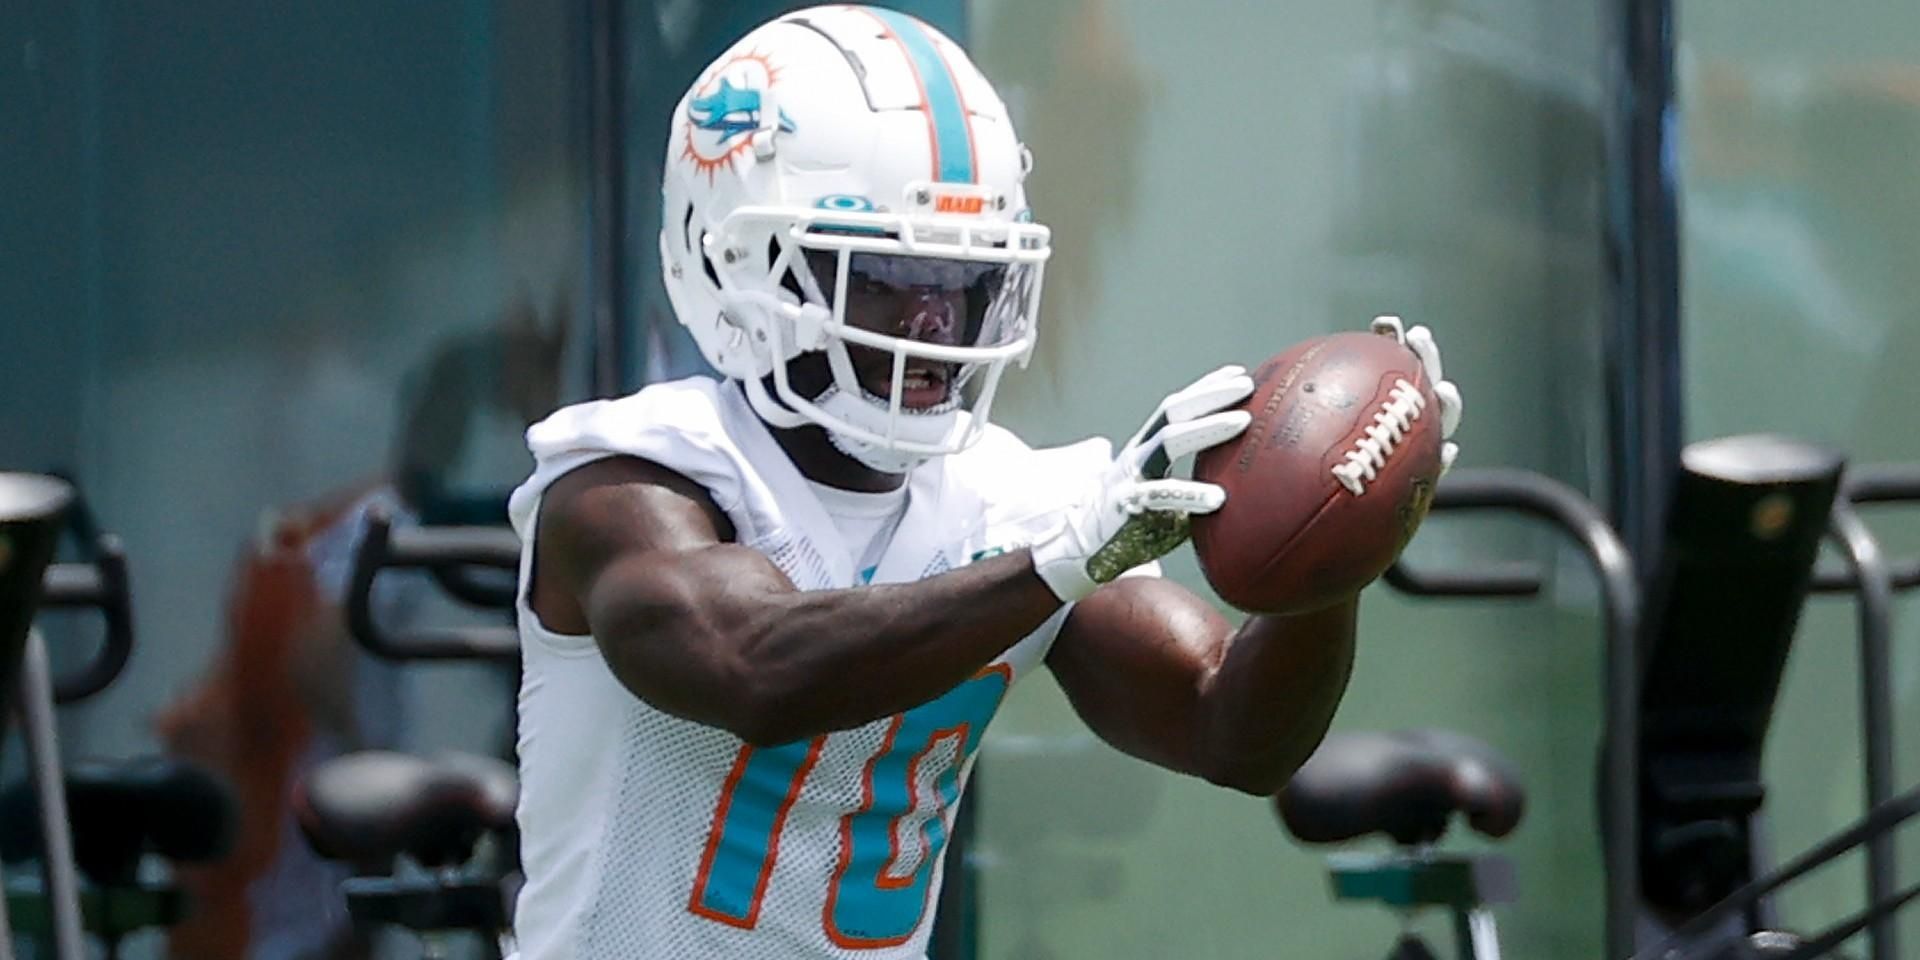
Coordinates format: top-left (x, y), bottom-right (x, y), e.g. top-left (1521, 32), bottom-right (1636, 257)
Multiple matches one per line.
top-left (527, 365), bottom-right (1262, 749)
top-left (529, 454), bottom-right (1063, 747)
top-left (1048, 578), bottom-right (1358, 796)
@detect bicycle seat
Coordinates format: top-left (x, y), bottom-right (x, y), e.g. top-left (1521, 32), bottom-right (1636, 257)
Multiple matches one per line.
top-left (0, 756), bottom-right (236, 884)
top-left (294, 751), bottom-right (517, 869)
top-left (1276, 729), bottom-right (1525, 846)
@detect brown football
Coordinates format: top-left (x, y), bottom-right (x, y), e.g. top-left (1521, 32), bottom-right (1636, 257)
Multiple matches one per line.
top-left (1191, 331), bottom-right (1444, 614)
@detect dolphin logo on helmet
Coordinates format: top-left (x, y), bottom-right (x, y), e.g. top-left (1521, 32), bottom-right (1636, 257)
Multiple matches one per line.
top-left (688, 78), bottom-right (796, 145)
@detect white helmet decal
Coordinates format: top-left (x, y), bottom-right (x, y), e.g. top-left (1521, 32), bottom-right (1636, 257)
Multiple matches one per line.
top-left (659, 5), bottom-right (1052, 472)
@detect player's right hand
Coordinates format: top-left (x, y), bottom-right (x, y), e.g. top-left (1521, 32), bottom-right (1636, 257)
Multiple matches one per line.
top-left (1030, 365), bottom-right (1254, 602)
top-left (1371, 315), bottom-right (1462, 475)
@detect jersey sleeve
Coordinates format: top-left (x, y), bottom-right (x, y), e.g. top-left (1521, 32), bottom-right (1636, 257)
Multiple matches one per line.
top-left (507, 379), bottom-right (766, 547)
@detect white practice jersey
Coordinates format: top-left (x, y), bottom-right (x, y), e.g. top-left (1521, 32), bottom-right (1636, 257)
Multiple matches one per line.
top-left (506, 377), bottom-right (1144, 960)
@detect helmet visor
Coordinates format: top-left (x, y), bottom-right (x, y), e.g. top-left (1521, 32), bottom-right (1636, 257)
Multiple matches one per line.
top-left (799, 248), bottom-right (1036, 352)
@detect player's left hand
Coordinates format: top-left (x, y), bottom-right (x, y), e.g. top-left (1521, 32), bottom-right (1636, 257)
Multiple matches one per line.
top-left (1030, 365), bottom-right (1254, 602)
top-left (1371, 315), bottom-right (1462, 475)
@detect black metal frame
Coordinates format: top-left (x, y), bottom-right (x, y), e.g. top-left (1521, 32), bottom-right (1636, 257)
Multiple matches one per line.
top-left (1820, 503), bottom-right (1897, 960)
top-left (345, 509), bottom-right (520, 663)
top-left (1385, 467), bottom-right (1641, 959)
top-left (1387, 463), bottom-right (1920, 960)
top-left (1606, 0), bottom-right (1684, 567)
top-left (1799, 464), bottom-right (1920, 960)
top-left (1641, 782), bottom-right (1920, 960)
top-left (1600, 0), bottom-right (1920, 950)
top-left (586, 0), bottom-right (628, 399)
top-left (1815, 466), bottom-right (1920, 591)
top-left (38, 534), bottom-right (132, 704)
top-left (0, 474), bottom-right (89, 960)
top-left (1601, 0), bottom-right (1682, 937)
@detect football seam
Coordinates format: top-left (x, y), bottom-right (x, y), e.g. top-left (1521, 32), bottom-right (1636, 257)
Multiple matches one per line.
top-left (1327, 371), bottom-right (1431, 496)
top-left (1241, 488), bottom-right (1346, 594)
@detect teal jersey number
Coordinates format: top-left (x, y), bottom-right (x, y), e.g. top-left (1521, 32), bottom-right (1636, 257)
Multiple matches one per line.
top-left (688, 666), bottom-right (1012, 945)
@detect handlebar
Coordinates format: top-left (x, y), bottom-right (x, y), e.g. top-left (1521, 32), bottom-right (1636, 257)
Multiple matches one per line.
top-left (1391, 464), bottom-right (1920, 597)
top-left (1378, 467), bottom-right (1641, 958)
top-left (1813, 464), bottom-right (1920, 593)
top-left (345, 509), bottom-right (520, 663)
top-left (40, 533), bottom-right (134, 704)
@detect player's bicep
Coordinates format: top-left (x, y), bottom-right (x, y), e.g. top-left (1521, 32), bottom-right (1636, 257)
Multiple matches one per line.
top-left (530, 456), bottom-right (795, 716)
top-left (532, 455), bottom-right (733, 619)
top-left (1047, 575), bottom-right (1234, 776)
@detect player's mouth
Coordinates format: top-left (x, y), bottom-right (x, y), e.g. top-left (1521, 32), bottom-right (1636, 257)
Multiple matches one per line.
top-left (859, 360), bottom-right (954, 410)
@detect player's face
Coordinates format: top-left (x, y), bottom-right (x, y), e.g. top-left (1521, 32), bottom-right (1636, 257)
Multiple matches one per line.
top-left (800, 249), bottom-right (1006, 410)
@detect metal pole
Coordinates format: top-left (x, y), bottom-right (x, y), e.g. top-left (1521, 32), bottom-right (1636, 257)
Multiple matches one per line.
top-left (17, 628), bottom-right (87, 960)
top-left (41, 539), bottom-right (133, 704)
top-left (587, 0), bottom-right (628, 397)
top-left (1606, 0), bottom-right (1684, 568)
top-left (0, 859), bottom-right (13, 960)
top-left (1826, 504), bottom-right (1898, 960)
top-left (1506, 474), bottom-right (1641, 960)
top-left (1606, 0), bottom-right (1680, 947)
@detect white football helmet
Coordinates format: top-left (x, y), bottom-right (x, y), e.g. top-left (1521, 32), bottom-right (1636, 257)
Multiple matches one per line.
top-left (659, 5), bottom-right (1051, 473)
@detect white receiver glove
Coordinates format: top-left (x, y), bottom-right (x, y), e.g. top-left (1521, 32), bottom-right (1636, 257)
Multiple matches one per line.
top-left (1030, 365), bottom-right (1255, 602)
top-left (1371, 315), bottom-right (1463, 475)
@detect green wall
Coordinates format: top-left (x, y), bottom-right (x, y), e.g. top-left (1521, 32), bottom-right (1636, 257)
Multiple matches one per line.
top-left (969, 1), bottom-right (1615, 956)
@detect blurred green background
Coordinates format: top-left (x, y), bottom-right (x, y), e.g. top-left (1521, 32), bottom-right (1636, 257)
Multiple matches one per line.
top-left (970, 1), bottom-right (1611, 956)
top-left (3, 1), bottom-right (1918, 958)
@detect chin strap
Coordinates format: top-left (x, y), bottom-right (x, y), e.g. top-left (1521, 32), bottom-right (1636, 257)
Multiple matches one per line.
top-left (826, 427), bottom-right (929, 475)
top-left (742, 377), bottom-right (936, 475)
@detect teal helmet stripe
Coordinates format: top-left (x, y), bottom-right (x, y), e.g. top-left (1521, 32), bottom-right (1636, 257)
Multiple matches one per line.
top-left (865, 7), bottom-right (976, 184)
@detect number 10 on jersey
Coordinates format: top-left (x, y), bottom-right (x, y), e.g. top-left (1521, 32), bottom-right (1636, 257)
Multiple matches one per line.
top-left (689, 667), bottom-right (1012, 946)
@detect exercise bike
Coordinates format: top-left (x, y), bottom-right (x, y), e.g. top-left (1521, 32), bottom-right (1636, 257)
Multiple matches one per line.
top-left (0, 477), bottom-right (236, 960)
top-left (1290, 443), bottom-right (1920, 959)
top-left (292, 507), bottom-right (522, 959)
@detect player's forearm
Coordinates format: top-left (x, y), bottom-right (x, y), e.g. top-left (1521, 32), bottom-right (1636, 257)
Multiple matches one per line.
top-left (597, 549), bottom-right (1061, 745)
top-left (1194, 597), bottom-right (1359, 795)
top-left (733, 551), bottom-right (1059, 741)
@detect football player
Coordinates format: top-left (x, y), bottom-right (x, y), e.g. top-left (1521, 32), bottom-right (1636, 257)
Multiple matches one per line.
top-left (506, 6), bottom-right (1463, 958)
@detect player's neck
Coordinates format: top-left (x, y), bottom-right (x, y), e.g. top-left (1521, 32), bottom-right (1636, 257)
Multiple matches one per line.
top-left (765, 421), bottom-right (907, 493)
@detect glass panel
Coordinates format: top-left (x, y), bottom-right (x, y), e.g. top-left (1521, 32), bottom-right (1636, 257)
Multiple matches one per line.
top-left (969, 0), bottom-right (1614, 956)
top-left (2, 1), bottom-right (590, 955)
top-left (1679, 1), bottom-right (1920, 947)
